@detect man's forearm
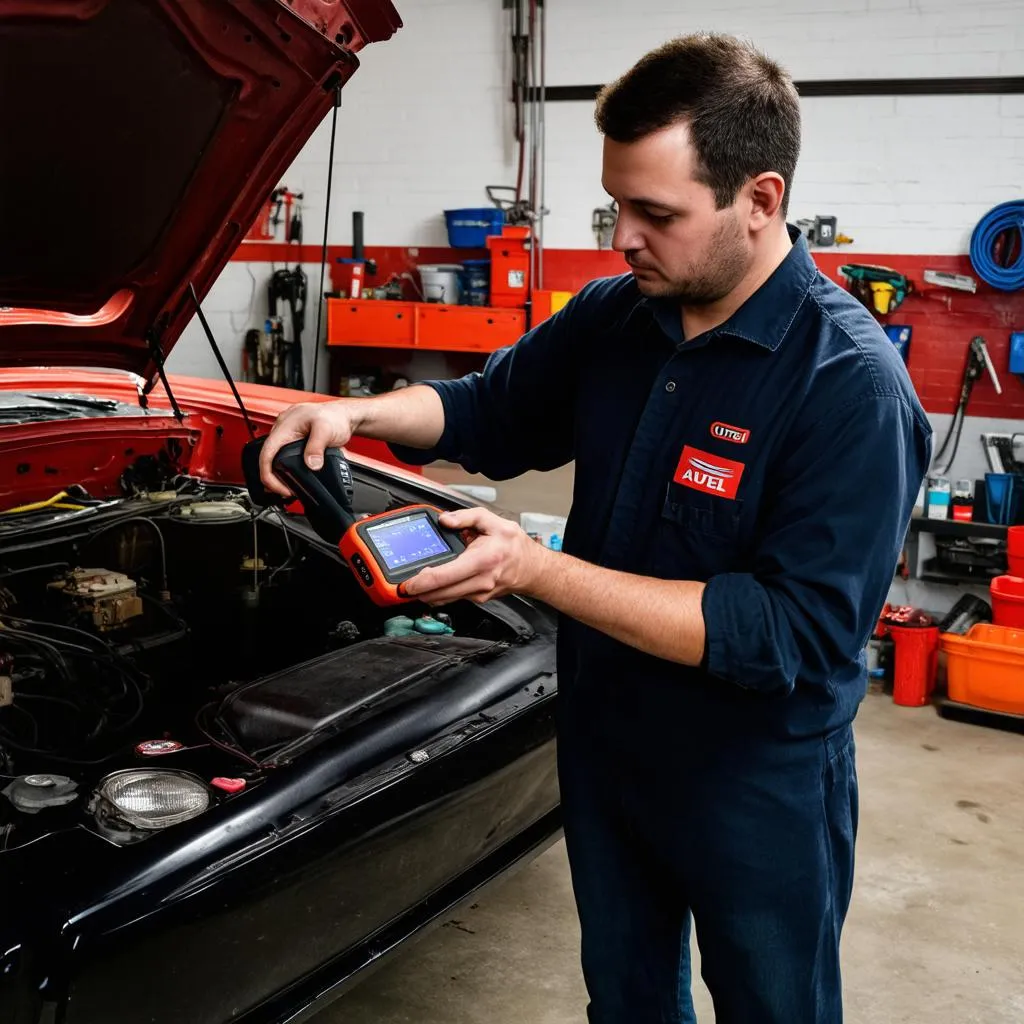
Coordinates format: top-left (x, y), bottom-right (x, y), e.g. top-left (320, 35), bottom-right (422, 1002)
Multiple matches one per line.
top-left (525, 549), bottom-right (707, 666)
top-left (349, 384), bottom-right (446, 450)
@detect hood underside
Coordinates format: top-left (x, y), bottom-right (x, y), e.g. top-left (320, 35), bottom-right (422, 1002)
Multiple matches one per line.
top-left (0, 0), bottom-right (401, 380)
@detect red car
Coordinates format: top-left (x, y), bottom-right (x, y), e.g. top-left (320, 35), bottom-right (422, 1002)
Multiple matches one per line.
top-left (0, 4), bottom-right (560, 1022)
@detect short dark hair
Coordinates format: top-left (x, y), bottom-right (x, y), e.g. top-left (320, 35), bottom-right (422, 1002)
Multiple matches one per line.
top-left (595, 34), bottom-right (801, 215)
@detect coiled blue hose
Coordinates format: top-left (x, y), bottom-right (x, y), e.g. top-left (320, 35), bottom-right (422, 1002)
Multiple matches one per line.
top-left (969, 200), bottom-right (1024, 292)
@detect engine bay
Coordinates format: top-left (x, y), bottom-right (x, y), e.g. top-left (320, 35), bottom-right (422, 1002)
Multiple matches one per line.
top-left (0, 458), bottom-right (517, 795)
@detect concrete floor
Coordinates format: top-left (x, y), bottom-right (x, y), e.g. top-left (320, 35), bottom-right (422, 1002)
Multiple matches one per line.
top-left (317, 465), bottom-right (1024, 1024)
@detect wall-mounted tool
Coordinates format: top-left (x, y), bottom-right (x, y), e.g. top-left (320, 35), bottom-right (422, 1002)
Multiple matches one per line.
top-left (932, 336), bottom-right (1002, 475)
top-left (981, 432), bottom-right (1024, 475)
top-left (923, 270), bottom-right (977, 294)
top-left (592, 201), bottom-right (617, 249)
top-left (796, 214), bottom-right (850, 247)
top-left (838, 264), bottom-right (911, 315)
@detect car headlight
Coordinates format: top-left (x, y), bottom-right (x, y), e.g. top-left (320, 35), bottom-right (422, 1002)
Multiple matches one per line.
top-left (96, 770), bottom-right (210, 830)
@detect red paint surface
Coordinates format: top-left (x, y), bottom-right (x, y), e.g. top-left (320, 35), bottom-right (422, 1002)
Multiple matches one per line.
top-left (0, 369), bottom-right (422, 509)
top-left (233, 244), bottom-right (1024, 418)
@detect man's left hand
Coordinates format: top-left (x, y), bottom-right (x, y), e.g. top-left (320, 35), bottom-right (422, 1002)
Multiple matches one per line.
top-left (400, 507), bottom-right (552, 606)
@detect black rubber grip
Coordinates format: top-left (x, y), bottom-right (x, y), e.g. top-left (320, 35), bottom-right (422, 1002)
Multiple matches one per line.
top-left (242, 436), bottom-right (356, 544)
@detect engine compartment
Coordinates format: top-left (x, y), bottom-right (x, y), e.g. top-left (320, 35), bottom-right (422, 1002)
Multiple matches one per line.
top-left (0, 466), bottom-right (518, 787)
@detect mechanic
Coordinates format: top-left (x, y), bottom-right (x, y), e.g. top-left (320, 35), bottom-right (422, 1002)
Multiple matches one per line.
top-left (260, 33), bottom-right (932, 1024)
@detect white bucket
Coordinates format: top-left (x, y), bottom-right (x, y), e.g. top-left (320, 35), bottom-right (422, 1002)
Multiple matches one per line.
top-left (418, 264), bottom-right (463, 304)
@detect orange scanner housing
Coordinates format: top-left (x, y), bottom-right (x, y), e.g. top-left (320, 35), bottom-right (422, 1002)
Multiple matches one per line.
top-left (339, 504), bottom-right (468, 606)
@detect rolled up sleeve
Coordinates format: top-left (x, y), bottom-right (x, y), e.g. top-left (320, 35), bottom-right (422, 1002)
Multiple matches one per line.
top-left (701, 393), bottom-right (931, 695)
top-left (389, 280), bottom-right (604, 479)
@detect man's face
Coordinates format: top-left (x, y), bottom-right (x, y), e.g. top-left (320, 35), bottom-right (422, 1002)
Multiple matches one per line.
top-left (602, 123), bottom-right (752, 303)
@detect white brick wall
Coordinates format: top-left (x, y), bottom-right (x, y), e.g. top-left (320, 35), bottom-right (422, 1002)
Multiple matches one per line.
top-left (168, 0), bottom-right (1024, 378)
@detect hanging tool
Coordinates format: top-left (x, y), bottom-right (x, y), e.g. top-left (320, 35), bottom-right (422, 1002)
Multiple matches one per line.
top-left (923, 270), bottom-right (977, 294)
top-left (592, 201), bottom-right (617, 249)
top-left (932, 336), bottom-right (1002, 475)
top-left (268, 266), bottom-right (308, 390)
top-left (838, 264), bottom-right (912, 315)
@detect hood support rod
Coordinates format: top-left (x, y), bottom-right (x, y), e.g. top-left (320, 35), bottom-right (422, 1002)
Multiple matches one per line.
top-left (187, 282), bottom-right (257, 439)
top-left (144, 326), bottom-right (184, 423)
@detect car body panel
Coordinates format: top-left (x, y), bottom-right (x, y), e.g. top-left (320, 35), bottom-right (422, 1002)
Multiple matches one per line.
top-left (0, 370), bottom-right (562, 1024)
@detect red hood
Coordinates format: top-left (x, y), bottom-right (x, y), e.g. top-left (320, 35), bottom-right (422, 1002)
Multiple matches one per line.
top-left (0, 0), bottom-right (400, 382)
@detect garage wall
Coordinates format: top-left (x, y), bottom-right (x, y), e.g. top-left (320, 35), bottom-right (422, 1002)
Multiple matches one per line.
top-left (215, 0), bottom-right (1024, 255)
top-left (169, 0), bottom-right (1024, 488)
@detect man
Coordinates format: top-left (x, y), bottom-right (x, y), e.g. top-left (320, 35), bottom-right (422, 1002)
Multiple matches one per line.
top-left (260, 33), bottom-right (931, 1024)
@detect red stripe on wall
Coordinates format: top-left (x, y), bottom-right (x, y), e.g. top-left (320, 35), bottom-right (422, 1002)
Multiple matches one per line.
top-left (231, 243), bottom-right (1024, 418)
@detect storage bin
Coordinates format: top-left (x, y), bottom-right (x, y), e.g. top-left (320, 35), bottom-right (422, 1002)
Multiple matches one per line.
top-left (940, 623), bottom-right (1024, 714)
top-left (444, 208), bottom-right (504, 248)
top-left (990, 574), bottom-right (1024, 628)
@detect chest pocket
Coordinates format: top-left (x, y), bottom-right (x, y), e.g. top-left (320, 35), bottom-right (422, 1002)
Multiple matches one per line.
top-left (648, 485), bottom-right (747, 581)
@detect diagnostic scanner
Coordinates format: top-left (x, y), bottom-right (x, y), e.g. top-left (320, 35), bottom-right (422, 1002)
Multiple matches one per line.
top-left (242, 436), bottom-right (468, 606)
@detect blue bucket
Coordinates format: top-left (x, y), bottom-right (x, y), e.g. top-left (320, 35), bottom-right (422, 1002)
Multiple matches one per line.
top-left (459, 259), bottom-right (490, 306)
top-left (444, 208), bottom-right (504, 248)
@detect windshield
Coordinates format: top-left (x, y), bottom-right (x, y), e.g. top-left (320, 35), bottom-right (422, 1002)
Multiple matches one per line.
top-left (0, 393), bottom-right (156, 424)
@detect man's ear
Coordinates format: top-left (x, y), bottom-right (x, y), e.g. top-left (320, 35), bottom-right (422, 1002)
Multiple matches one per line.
top-left (747, 172), bottom-right (786, 230)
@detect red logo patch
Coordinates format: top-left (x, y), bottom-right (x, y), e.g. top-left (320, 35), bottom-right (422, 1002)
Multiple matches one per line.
top-left (673, 445), bottom-right (745, 499)
top-left (710, 421), bottom-right (750, 444)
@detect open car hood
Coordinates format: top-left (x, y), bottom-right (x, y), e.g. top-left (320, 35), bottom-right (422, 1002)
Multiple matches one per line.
top-left (0, 0), bottom-right (400, 383)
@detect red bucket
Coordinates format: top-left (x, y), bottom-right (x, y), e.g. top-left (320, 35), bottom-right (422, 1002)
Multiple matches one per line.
top-left (887, 624), bottom-right (940, 707)
top-left (990, 575), bottom-right (1024, 628)
top-left (1008, 527), bottom-right (1024, 578)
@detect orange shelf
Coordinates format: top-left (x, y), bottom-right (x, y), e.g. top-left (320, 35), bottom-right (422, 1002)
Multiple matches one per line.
top-left (327, 298), bottom-right (526, 353)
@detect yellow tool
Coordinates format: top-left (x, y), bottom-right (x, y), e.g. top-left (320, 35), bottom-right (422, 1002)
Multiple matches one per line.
top-left (868, 281), bottom-right (897, 315)
top-left (839, 264), bottom-right (911, 316)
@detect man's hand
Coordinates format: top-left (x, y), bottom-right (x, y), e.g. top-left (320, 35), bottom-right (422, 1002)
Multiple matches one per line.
top-left (258, 388), bottom-right (447, 497)
top-left (401, 507), bottom-right (554, 606)
top-left (259, 402), bottom-right (361, 496)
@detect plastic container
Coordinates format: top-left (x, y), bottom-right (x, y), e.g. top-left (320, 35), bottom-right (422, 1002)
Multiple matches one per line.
top-left (444, 208), bottom-right (504, 248)
top-left (940, 623), bottom-right (1024, 714)
top-left (520, 512), bottom-right (566, 551)
top-left (887, 624), bottom-right (939, 707)
top-left (1008, 526), bottom-right (1024, 577)
top-left (985, 473), bottom-right (1022, 525)
top-left (459, 259), bottom-right (490, 306)
top-left (990, 575), bottom-right (1024, 628)
top-left (417, 264), bottom-right (463, 305)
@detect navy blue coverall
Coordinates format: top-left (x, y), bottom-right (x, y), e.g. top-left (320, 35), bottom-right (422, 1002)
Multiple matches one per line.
top-left (392, 229), bottom-right (932, 1023)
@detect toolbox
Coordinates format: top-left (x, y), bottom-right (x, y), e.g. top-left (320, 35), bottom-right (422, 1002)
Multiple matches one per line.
top-left (486, 226), bottom-right (531, 308)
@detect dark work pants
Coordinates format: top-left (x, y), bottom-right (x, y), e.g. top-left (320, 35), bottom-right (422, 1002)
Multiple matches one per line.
top-left (557, 700), bottom-right (859, 1024)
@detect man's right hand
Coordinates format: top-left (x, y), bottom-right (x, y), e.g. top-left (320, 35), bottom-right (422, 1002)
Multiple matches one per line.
top-left (258, 401), bottom-right (361, 496)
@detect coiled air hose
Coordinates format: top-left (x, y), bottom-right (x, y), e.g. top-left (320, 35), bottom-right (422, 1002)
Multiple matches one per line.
top-left (969, 200), bottom-right (1024, 292)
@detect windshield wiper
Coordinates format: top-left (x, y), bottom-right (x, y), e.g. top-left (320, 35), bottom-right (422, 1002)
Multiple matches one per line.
top-left (24, 393), bottom-right (121, 411)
